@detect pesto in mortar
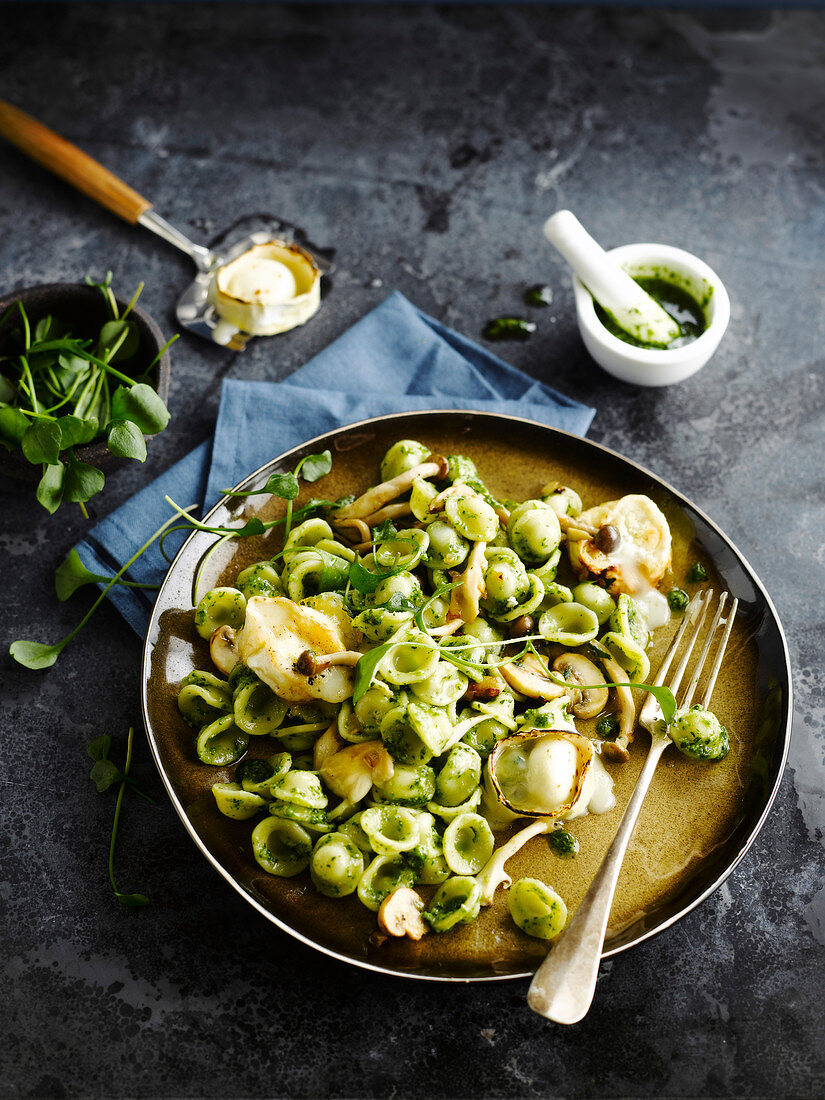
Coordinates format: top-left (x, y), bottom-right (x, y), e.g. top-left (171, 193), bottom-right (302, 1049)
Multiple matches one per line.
top-left (595, 276), bottom-right (707, 349)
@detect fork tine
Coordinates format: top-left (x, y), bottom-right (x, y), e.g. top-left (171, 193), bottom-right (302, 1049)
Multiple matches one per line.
top-left (680, 592), bottom-right (728, 709)
top-left (663, 589), bottom-right (714, 697)
top-left (700, 597), bottom-right (738, 708)
top-left (649, 589), bottom-right (711, 689)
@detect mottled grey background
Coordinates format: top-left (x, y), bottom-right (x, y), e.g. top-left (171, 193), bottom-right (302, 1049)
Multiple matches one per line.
top-left (2, 5), bottom-right (824, 1098)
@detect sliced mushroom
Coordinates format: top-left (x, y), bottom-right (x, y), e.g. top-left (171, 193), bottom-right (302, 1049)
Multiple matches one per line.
top-left (360, 503), bottom-right (414, 527)
top-left (334, 503), bottom-right (414, 543)
top-left (427, 482), bottom-right (473, 515)
top-left (210, 625), bottom-right (239, 675)
top-left (320, 740), bottom-right (394, 802)
top-left (500, 653), bottom-right (566, 701)
top-left (552, 653), bottom-right (609, 719)
top-left (476, 820), bottom-right (554, 905)
top-left (335, 518), bottom-right (372, 545)
top-left (313, 722), bottom-right (346, 769)
top-left (448, 539), bottom-right (487, 624)
top-left (296, 649), bottom-right (362, 676)
top-left (332, 456), bottom-right (448, 522)
top-left (461, 676), bottom-right (502, 704)
top-left (377, 887), bottom-right (429, 940)
top-left (599, 653), bottom-right (635, 762)
top-left (428, 618), bottom-right (464, 638)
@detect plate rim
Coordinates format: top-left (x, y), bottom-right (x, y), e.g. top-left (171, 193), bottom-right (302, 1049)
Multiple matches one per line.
top-left (140, 408), bottom-right (793, 983)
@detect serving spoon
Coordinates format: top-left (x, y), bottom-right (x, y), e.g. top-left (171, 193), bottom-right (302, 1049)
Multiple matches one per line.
top-left (0, 100), bottom-right (332, 351)
top-left (544, 210), bottom-right (680, 347)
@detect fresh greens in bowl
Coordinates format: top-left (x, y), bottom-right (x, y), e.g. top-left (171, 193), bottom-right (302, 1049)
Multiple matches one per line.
top-left (0, 273), bottom-right (176, 515)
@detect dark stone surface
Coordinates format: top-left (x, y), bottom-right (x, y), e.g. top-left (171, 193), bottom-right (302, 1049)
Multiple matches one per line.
top-left (2, 5), bottom-right (824, 1098)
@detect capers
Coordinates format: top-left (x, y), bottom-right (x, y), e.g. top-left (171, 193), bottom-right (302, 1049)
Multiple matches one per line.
top-left (508, 615), bottom-right (535, 638)
top-left (595, 524), bottom-right (621, 554)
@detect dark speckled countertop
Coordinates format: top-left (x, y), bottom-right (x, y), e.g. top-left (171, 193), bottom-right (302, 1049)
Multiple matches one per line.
top-left (2, 5), bottom-right (824, 1098)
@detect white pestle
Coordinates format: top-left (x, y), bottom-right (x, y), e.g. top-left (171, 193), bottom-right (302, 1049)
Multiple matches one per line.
top-left (544, 211), bottom-right (680, 347)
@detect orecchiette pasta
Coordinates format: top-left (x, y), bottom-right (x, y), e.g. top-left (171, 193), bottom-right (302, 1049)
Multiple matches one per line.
top-left (178, 436), bottom-right (706, 943)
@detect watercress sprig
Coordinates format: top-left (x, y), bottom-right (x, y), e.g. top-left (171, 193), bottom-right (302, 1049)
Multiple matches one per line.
top-left (0, 274), bottom-right (176, 516)
top-left (87, 727), bottom-right (152, 907)
top-left (10, 509), bottom-right (194, 669)
top-left (55, 547), bottom-right (161, 601)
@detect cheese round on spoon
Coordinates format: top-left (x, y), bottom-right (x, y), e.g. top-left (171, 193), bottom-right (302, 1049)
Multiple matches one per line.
top-left (208, 240), bottom-right (321, 343)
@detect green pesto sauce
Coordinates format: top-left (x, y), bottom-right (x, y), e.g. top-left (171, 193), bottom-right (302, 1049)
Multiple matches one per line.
top-left (595, 276), bottom-right (707, 349)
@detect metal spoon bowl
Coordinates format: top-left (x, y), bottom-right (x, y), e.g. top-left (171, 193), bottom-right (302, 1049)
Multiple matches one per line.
top-left (0, 101), bottom-right (333, 352)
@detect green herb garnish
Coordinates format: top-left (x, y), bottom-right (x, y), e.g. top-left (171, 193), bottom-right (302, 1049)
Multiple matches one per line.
top-left (667, 587), bottom-right (689, 612)
top-left (524, 284), bottom-right (553, 307)
top-left (221, 450), bottom-right (333, 543)
top-left (0, 274), bottom-right (175, 516)
top-left (54, 547), bottom-right (161, 601)
top-left (482, 317), bottom-right (537, 342)
top-left (595, 714), bottom-right (619, 739)
top-left (87, 727), bottom-right (154, 907)
top-left (10, 509), bottom-right (192, 669)
top-left (548, 828), bottom-right (579, 859)
top-left (687, 562), bottom-right (708, 583)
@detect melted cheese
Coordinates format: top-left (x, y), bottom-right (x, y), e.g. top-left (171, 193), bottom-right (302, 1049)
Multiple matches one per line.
top-left (525, 738), bottom-right (579, 813)
top-left (238, 596), bottom-right (353, 704)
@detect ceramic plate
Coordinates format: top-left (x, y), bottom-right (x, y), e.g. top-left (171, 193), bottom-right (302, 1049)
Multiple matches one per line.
top-left (140, 411), bottom-right (791, 981)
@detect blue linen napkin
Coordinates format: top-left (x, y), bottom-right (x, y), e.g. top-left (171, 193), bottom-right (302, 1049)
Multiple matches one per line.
top-left (76, 291), bottom-right (595, 635)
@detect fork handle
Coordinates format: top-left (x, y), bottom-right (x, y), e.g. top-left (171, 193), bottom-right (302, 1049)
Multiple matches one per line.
top-left (0, 100), bottom-right (152, 225)
top-left (527, 735), bottom-right (670, 1023)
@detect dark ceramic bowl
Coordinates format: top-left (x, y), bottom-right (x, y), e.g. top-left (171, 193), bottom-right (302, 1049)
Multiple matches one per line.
top-left (0, 281), bottom-right (171, 485)
top-left (141, 410), bottom-right (792, 982)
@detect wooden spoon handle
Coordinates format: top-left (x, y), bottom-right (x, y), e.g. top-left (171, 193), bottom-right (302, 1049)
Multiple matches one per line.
top-left (0, 100), bottom-right (151, 225)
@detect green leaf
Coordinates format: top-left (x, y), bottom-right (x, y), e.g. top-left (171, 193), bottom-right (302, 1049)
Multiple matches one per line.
top-left (98, 319), bottom-right (139, 362)
top-left (91, 758), bottom-right (124, 792)
top-left (352, 643), bottom-right (394, 704)
top-left (297, 450), bottom-right (332, 483)
top-left (9, 639), bottom-right (62, 669)
top-left (86, 271), bottom-right (113, 290)
top-left (0, 404), bottom-right (30, 447)
top-left (87, 734), bottom-right (112, 762)
top-left (236, 517), bottom-right (266, 538)
top-left (117, 892), bottom-right (150, 908)
top-left (64, 458), bottom-right (105, 504)
top-left (55, 548), bottom-right (102, 600)
top-left (56, 414), bottom-right (99, 449)
top-left (0, 376), bottom-right (16, 403)
top-left (36, 463), bottom-right (66, 514)
top-left (648, 685), bottom-right (677, 725)
top-left (372, 518), bottom-right (398, 544)
top-left (348, 558), bottom-right (400, 595)
top-left (55, 354), bottom-right (90, 387)
top-left (262, 471), bottom-right (299, 500)
top-left (111, 382), bottom-right (170, 434)
top-left (34, 315), bottom-right (61, 342)
top-left (107, 419), bottom-right (146, 461)
top-left (21, 419), bottom-right (62, 464)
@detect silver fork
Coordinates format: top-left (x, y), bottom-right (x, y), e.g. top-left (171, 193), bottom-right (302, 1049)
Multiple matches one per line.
top-left (527, 589), bottom-right (738, 1023)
